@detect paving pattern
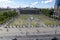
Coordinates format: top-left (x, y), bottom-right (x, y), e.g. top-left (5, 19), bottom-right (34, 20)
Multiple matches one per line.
top-left (0, 27), bottom-right (60, 40)
top-left (0, 14), bottom-right (60, 40)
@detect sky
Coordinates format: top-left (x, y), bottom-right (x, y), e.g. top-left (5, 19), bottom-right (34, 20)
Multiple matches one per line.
top-left (0, 0), bottom-right (55, 8)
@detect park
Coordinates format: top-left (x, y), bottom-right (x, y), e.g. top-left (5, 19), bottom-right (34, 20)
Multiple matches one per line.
top-left (0, 0), bottom-right (60, 40)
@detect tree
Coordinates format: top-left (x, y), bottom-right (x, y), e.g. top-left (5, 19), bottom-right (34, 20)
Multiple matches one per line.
top-left (0, 10), bottom-right (18, 24)
top-left (3, 12), bottom-right (8, 17)
top-left (49, 9), bottom-right (54, 16)
top-left (41, 8), bottom-right (54, 17)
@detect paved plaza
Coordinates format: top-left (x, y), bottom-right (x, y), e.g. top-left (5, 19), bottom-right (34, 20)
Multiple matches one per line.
top-left (0, 14), bottom-right (60, 40)
top-left (0, 26), bottom-right (60, 40)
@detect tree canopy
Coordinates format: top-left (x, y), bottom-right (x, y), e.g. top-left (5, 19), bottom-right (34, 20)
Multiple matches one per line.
top-left (0, 10), bottom-right (18, 24)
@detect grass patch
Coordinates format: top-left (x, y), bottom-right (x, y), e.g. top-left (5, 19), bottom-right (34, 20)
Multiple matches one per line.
top-left (30, 20), bottom-right (39, 26)
top-left (8, 14), bottom-right (60, 26)
top-left (9, 19), bottom-right (26, 26)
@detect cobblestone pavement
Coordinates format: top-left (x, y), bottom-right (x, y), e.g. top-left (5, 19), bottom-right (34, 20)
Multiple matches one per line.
top-left (0, 27), bottom-right (60, 40)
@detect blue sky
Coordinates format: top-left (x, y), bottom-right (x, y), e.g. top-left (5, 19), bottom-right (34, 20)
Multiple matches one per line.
top-left (0, 0), bottom-right (55, 8)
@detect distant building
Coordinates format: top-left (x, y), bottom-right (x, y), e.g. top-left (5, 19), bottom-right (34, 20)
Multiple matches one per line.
top-left (0, 8), bottom-right (11, 12)
top-left (54, 0), bottom-right (60, 17)
top-left (19, 8), bottom-right (40, 14)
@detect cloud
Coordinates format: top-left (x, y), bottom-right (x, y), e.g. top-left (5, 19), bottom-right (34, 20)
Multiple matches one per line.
top-left (20, 5), bottom-right (29, 8)
top-left (0, 0), bottom-right (12, 3)
top-left (0, 0), bottom-right (39, 8)
top-left (31, 2), bottom-right (38, 6)
top-left (30, 2), bottom-right (38, 7)
top-left (0, 0), bottom-right (16, 8)
top-left (20, 2), bottom-right (39, 8)
top-left (41, 0), bottom-right (53, 4)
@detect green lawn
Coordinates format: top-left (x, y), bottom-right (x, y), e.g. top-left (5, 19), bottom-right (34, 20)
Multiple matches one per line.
top-left (32, 14), bottom-right (60, 25)
top-left (8, 14), bottom-right (60, 26)
top-left (30, 20), bottom-right (40, 26)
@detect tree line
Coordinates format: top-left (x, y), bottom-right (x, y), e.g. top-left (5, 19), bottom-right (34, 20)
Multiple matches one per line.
top-left (0, 10), bottom-right (18, 24)
top-left (41, 8), bottom-right (60, 20)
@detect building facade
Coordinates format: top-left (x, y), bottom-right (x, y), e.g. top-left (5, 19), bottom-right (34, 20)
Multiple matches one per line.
top-left (54, 0), bottom-right (60, 17)
top-left (19, 8), bottom-right (40, 14)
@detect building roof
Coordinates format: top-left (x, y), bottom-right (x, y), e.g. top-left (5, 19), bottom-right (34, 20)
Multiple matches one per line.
top-left (20, 8), bottom-right (40, 10)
